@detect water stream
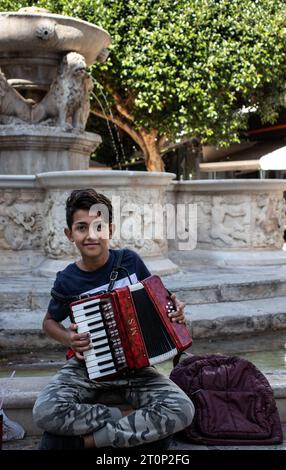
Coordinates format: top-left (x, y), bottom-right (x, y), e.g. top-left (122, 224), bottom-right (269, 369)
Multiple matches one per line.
top-left (90, 77), bottom-right (127, 169)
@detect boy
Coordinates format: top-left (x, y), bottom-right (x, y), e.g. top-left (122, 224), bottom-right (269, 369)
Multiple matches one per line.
top-left (33, 188), bottom-right (194, 450)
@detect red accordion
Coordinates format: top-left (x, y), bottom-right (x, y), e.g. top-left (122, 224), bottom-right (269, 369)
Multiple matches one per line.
top-left (70, 275), bottom-right (192, 380)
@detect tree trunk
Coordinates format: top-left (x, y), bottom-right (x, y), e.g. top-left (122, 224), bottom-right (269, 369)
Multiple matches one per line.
top-left (139, 128), bottom-right (165, 171)
top-left (91, 109), bottom-right (165, 171)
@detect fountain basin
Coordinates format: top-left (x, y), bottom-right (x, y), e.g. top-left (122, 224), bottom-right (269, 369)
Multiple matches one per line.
top-left (0, 11), bottom-right (110, 90)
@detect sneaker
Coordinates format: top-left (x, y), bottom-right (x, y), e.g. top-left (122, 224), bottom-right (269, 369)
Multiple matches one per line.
top-left (2, 411), bottom-right (25, 441)
top-left (38, 431), bottom-right (84, 450)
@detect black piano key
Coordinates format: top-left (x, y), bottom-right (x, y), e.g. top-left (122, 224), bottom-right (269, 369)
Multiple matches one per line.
top-left (88, 318), bottom-right (103, 327)
top-left (93, 341), bottom-right (109, 350)
top-left (96, 349), bottom-right (111, 357)
top-left (100, 365), bottom-right (116, 373)
top-left (89, 325), bottom-right (105, 334)
top-left (98, 359), bottom-right (113, 366)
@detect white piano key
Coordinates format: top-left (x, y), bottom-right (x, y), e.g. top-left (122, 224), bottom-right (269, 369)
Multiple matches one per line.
top-left (88, 360), bottom-right (114, 373)
top-left (87, 362), bottom-right (113, 373)
top-left (90, 330), bottom-right (107, 342)
top-left (85, 347), bottom-right (111, 361)
top-left (77, 326), bottom-right (105, 340)
top-left (72, 305), bottom-right (101, 318)
top-left (84, 321), bottom-right (105, 332)
top-left (90, 338), bottom-right (109, 348)
top-left (84, 348), bottom-right (100, 358)
top-left (93, 352), bottom-right (113, 363)
top-left (86, 356), bottom-right (113, 368)
top-left (89, 368), bottom-right (116, 380)
top-left (74, 312), bottom-right (102, 325)
top-left (77, 319), bottom-right (102, 334)
top-left (71, 298), bottom-right (101, 312)
top-left (84, 343), bottom-right (110, 359)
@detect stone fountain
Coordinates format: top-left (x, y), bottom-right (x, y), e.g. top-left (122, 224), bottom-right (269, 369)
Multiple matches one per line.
top-left (1, 7), bottom-right (286, 277)
top-left (0, 7), bottom-right (108, 173)
top-left (0, 7), bottom-right (177, 276)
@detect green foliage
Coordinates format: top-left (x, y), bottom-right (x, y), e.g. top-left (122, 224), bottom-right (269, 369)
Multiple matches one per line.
top-left (2, 0), bottom-right (286, 147)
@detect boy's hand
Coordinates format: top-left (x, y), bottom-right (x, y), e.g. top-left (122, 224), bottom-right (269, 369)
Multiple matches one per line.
top-left (169, 293), bottom-right (186, 324)
top-left (68, 323), bottom-right (91, 360)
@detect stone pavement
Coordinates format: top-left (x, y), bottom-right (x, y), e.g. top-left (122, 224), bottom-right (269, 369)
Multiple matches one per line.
top-left (2, 425), bottom-right (286, 451)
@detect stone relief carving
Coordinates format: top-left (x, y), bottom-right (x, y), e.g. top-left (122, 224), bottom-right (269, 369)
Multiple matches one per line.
top-left (209, 196), bottom-right (250, 247)
top-left (0, 190), bottom-right (44, 250)
top-left (175, 191), bottom-right (286, 250)
top-left (0, 68), bottom-right (32, 123)
top-left (253, 193), bottom-right (285, 248)
top-left (0, 52), bottom-right (93, 130)
top-left (43, 193), bottom-right (77, 258)
top-left (32, 52), bottom-right (93, 129)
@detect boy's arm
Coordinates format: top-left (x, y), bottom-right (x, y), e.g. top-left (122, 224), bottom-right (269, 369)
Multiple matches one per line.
top-left (43, 311), bottom-right (71, 347)
top-left (43, 311), bottom-right (91, 357)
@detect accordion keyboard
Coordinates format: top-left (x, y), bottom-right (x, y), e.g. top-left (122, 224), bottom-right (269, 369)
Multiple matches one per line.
top-left (71, 297), bottom-right (126, 380)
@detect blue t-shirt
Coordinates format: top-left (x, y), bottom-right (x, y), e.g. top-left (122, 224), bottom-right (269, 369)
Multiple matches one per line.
top-left (48, 248), bottom-right (151, 322)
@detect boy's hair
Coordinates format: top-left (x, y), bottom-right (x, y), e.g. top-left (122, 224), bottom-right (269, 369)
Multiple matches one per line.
top-left (66, 189), bottom-right (113, 229)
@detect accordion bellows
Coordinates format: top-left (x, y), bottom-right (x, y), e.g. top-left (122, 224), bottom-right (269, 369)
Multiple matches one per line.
top-left (70, 275), bottom-right (193, 380)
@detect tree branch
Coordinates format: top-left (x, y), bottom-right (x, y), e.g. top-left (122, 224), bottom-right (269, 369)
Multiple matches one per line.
top-left (158, 134), bottom-right (169, 151)
top-left (103, 83), bottom-right (135, 122)
top-left (90, 108), bottom-right (148, 156)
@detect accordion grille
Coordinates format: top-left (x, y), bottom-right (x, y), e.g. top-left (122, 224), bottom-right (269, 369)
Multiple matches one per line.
top-left (131, 288), bottom-right (176, 363)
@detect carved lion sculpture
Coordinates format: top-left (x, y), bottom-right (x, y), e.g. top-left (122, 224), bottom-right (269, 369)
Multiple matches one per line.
top-left (0, 69), bottom-right (32, 122)
top-left (32, 52), bottom-right (93, 129)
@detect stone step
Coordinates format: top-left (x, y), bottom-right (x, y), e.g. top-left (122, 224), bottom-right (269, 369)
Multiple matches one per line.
top-left (0, 277), bottom-right (53, 311)
top-left (2, 265), bottom-right (286, 311)
top-left (1, 295), bottom-right (286, 352)
top-left (4, 271), bottom-right (286, 307)
top-left (185, 295), bottom-right (286, 339)
top-left (1, 371), bottom-right (285, 438)
top-left (164, 265), bottom-right (286, 305)
top-left (0, 310), bottom-right (67, 352)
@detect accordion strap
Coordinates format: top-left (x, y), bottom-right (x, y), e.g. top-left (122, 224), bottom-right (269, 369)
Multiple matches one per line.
top-left (50, 288), bottom-right (78, 305)
top-left (50, 249), bottom-right (130, 304)
top-left (107, 249), bottom-right (133, 291)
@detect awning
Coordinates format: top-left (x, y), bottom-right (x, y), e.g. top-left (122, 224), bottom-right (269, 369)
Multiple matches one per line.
top-left (259, 146), bottom-right (286, 170)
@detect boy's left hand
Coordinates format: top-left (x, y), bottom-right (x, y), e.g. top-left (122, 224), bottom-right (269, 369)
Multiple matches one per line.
top-left (169, 293), bottom-right (186, 324)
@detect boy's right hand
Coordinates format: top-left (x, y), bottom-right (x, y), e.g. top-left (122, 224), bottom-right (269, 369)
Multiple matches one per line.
top-left (67, 323), bottom-right (91, 360)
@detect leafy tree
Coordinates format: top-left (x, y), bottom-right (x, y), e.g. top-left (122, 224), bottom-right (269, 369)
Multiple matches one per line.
top-left (2, 0), bottom-right (286, 171)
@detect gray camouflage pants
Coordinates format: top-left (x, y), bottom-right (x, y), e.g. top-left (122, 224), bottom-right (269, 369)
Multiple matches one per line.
top-left (33, 358), bottom-right (194, 448)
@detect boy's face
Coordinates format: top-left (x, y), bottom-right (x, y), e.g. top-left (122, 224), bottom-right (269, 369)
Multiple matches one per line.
top-left (65, 209), bottom-right (112, 259)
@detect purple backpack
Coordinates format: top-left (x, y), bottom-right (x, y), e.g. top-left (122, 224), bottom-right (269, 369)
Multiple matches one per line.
top-left (170, 354), bottom-right (283, 445)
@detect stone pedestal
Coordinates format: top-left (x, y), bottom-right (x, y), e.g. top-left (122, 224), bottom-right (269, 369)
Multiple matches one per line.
top-left (0, 126), bottom-right (101, 174)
